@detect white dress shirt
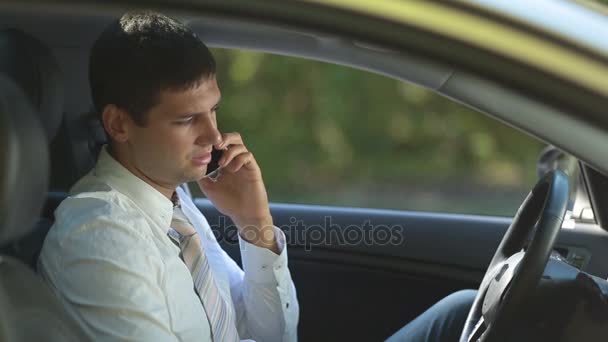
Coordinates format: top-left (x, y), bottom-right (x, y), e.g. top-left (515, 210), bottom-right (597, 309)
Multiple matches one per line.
top-left (38, 146), bottom-right (299, 342)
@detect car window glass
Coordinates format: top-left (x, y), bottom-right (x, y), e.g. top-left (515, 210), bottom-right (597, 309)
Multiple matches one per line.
top-left (190, 49), bottom-right (547, 217)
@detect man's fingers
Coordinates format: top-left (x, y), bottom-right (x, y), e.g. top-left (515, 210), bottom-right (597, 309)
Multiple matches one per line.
top-left (216, 132), bottom-right (242, 149)
top-left (224, 152), bottom-right (253, 173)
top-left (218, 145), bottom-right (248, 167)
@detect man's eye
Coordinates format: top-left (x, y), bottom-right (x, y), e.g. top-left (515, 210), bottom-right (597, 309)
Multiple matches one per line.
top-left (176, 117), bottom-right (194, 125)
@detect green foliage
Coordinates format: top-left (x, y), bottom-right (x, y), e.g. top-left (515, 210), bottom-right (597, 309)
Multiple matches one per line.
top-left (204, 49), bottom-right (546, 216)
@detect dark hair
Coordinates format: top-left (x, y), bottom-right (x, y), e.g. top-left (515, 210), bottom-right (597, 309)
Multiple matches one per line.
top-left (89, 11), bottom-right (216, 126)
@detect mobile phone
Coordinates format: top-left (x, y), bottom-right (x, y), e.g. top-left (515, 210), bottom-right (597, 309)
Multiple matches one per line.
top-left (204, 147), bottom-right (224, 181)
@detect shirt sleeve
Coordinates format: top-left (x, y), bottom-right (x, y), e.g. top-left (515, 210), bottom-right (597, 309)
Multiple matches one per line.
top-left (230, 227), bottom-right (300, 342)
top-left (38, 200), bottom-right (178, 342)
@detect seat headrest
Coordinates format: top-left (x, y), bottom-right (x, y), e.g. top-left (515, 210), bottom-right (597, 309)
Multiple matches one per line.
top-left (0, 29), bottom-right (64, 142)
top-left (0, 75), bottom-right (49, 246)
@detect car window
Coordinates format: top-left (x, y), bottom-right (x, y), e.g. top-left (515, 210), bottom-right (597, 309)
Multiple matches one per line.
top-left (189, 49), bottom-right (547, 217)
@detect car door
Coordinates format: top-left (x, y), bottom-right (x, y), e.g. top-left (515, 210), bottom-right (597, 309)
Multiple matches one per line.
top-left (194, 172), bottom-right (608, 342)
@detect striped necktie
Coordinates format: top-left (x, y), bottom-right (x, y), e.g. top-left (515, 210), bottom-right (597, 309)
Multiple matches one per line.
top-left (168, 202), bottom-right (239, 342)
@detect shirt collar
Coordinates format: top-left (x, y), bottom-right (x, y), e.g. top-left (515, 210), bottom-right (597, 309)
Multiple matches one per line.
top-left (93, 145), bottom-right (174, 230)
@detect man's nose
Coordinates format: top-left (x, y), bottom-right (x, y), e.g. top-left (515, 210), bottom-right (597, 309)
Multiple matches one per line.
top-left (195, 117), bottom-right (222, 146)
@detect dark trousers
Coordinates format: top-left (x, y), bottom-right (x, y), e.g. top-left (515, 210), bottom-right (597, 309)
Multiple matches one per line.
top-left (385, 289), bottom-right (477, 342)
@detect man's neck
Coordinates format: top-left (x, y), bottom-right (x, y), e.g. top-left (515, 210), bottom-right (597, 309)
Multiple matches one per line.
top-left (107, 144), bottom-right (176, 200)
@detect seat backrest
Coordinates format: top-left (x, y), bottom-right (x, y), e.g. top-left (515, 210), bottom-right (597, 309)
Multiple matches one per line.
top-left (0, 30), bottom-right (89, 341)
top-left (0, 26), bottom-right (107, 268)
top-left (0, 28), bottom-right (64, 143)
top-left (0, 75), bottom-right (47, 248)
top-left (3, 191), bottom-right (67, 268)
top-left (0, 28), bottom-right (66, 267)
top-left (0, 75), bottom-right (88, 342)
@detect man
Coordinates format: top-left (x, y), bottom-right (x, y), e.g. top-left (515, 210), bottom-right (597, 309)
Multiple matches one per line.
top-left (39, 11), bottom-right (298, 342)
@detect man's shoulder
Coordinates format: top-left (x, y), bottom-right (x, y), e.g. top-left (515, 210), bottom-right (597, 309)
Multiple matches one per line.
top-left (41, 189), bottom-right (158, 266)
top-left (49, 178), bottom-right (152, 248)
top-left (57, 175), bottom-right (135, 223)
top-left (55, 191), bottom-right (131, 226)
top-left (58, 169), bottom-right (140, 217)
top-left (39, 183), bottom-right (165, 289)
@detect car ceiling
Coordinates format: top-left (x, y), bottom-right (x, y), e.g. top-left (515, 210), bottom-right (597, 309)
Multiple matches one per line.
top-left (1, 0), bottom-right (608, 176)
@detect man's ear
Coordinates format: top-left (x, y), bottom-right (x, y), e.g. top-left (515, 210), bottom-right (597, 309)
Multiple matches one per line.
top-left (101, 104), bottom-right (130, 143)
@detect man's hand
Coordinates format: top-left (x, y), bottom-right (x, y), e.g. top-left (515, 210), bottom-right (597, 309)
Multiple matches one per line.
top-left (197, 132), bottom-right (279, 254)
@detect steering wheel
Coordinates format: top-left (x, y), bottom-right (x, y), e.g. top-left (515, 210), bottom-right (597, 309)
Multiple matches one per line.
top-left (460, 170), bottom-right (570, 342)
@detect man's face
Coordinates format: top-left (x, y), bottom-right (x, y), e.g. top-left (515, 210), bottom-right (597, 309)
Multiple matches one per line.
top-left (125, 77), bottom-right (222, 190)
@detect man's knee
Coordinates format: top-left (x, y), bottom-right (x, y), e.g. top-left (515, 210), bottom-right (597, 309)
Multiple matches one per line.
top-left (438, 289), bottom-right (477, 319)
top-left (384, 290), bottom-right (477, 342)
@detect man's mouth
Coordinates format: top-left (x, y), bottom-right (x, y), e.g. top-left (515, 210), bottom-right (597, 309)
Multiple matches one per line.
top-left (192, 152), bottom-right (212, 165)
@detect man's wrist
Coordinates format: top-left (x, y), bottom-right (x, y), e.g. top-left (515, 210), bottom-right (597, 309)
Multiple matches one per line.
top-left (234, 214), bottom-right (280, 254)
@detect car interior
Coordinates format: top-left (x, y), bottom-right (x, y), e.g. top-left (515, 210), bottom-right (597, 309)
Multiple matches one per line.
top-left (1, 2), bottom-right (608, 342)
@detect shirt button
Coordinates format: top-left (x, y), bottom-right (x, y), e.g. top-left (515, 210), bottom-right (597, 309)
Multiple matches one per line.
top-left (286, 302), bottom-right (290, 309)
